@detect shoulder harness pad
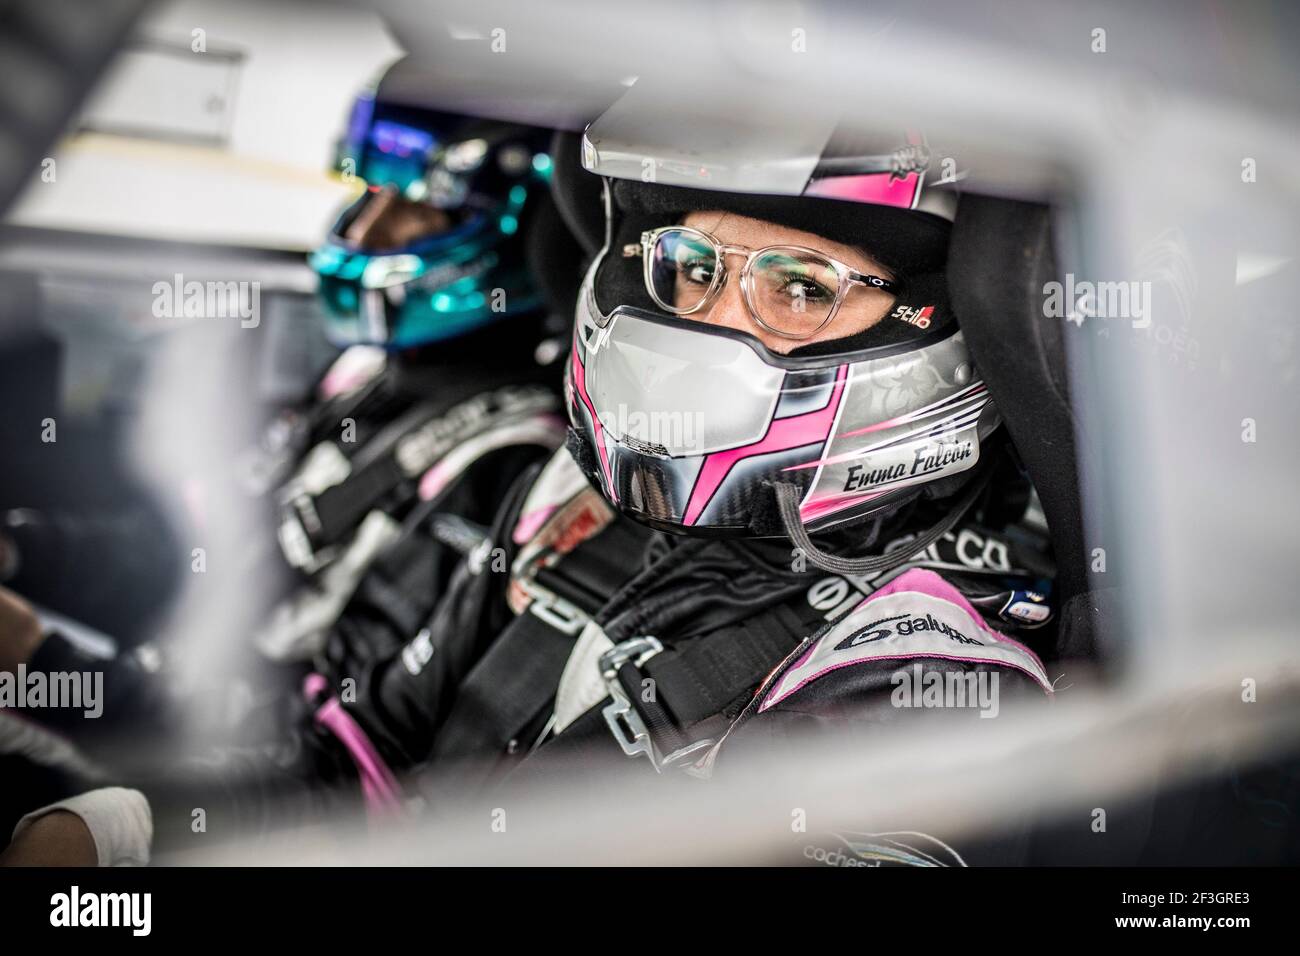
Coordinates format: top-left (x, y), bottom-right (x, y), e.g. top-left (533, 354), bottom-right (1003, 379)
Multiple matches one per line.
top-left (759, 567), bottom-right (1053, 711)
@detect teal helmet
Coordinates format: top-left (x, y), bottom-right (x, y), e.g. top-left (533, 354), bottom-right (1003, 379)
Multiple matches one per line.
top-left (311, 95), bottom-right (556, 350)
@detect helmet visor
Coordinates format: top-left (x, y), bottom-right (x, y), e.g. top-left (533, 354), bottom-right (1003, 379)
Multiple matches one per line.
top-left (584, 308), bottom-right (786, 458)
top-left (336, 187), bottom-right (456, 255)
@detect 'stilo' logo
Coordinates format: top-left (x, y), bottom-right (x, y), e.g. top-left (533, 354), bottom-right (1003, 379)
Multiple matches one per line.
top-left (890, 304), bottom-right (933, 329)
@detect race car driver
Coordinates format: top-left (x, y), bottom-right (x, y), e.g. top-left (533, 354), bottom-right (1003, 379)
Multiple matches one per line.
top-left (0, 91), bottom-right (587, 842)
top-left (5, 117), bottom-right (1068, 862)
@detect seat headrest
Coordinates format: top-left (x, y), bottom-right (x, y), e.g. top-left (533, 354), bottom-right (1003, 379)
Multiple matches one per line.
top-left (947, 194), bottom-right (1095, 660)
top-left (549, 130), bottom-right (605, 257)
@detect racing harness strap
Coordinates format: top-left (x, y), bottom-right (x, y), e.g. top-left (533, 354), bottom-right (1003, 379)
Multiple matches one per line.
top-left (428, 513), bottom-right (660, 768)
top-left (430, 479), bottom-right (812, 778)
top-left (279, 383), bottom-right (560, 572)
top-left (435, 451), bottom-right (1057, 781)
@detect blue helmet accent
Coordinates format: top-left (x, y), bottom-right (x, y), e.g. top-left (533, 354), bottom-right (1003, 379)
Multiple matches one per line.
top-left (313, 97), bottom-right (553, 350)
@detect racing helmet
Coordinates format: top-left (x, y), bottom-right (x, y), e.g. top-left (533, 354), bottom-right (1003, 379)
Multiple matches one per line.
top-left (310, 87), bottom-right (557, 350)
top-left (566, 114), bottom-right (1003, 540)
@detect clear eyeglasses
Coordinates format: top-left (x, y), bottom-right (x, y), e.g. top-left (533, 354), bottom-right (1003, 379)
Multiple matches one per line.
top-left (628, 225), bottom-right (901, 340)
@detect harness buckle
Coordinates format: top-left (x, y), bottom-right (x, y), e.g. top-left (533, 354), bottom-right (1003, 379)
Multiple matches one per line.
top-left (599, 636), bottom-right (714, 774)
top-left (278, 499), bottom-right (327, 572)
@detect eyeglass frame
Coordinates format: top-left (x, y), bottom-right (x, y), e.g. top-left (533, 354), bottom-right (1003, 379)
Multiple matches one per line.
top-left (626, 225), bottom-right (901, 341)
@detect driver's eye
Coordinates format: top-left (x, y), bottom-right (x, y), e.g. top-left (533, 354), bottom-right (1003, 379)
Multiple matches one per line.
top-left (679, 257), bottom-right (715, 286)
top-left (776, 274), bottom-right (834, 302)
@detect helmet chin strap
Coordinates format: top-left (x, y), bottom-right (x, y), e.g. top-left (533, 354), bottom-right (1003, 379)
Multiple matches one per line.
top-left (772, 466), bottom-right (994, 577)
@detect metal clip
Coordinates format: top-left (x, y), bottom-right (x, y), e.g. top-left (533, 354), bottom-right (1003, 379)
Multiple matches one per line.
top-left (601, 682), bottom-right (657, 765)
top-left (599, 637), bottom-right (713, 774)
top-left (599, 635), bottom-right (664, 677)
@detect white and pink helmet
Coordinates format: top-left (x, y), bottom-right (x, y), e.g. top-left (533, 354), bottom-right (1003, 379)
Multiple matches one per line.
top-left (565, 116), bottom-right (1002, 539)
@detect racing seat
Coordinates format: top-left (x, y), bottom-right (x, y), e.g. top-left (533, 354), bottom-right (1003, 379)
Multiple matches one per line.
top-left (947, 195), bottom-right (1104, 664)
top-left (549, 130), bottom-right (606, 258)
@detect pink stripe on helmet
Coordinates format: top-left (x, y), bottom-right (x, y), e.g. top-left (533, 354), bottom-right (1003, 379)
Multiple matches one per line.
top-left (798, 489), bottom-right (886, 522)
top-left (682, 365), bottom-right (848, 526)
top-left (804, 171), bottom-right (922, 209)
top-left (839, 384), bottom-right (987, 440)
top-left (570, 340), bottom-right (618, 504)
